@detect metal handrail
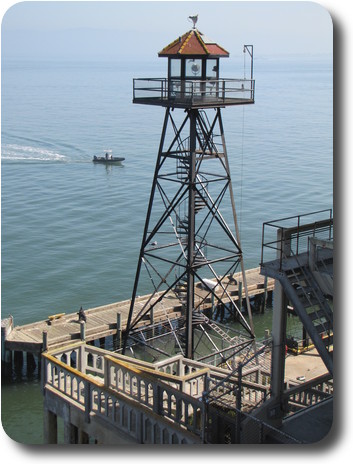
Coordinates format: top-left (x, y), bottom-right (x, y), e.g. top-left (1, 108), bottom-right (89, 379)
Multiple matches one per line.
top-left (133, 77), bottom-right (255, 103)
top-left (260, 209), bottom-right (333, 269)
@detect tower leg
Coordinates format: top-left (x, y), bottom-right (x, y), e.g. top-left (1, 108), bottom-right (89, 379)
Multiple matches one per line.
top-left (186, 110), bottom-right (197, 359)
top-left (123, 108), bottom-right (171, 354)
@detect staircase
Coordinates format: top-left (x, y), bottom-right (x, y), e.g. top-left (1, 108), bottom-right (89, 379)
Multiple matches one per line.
top-left (268, 254), bottom-right (333, 375)
top-left (196, 110), bottom-right (222, 156)
top-left (172, 110), bottom-right (234, 354)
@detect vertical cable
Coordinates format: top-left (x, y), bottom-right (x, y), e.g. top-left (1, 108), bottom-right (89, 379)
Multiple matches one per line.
top-left (239, 105), bottom-right (245, 237)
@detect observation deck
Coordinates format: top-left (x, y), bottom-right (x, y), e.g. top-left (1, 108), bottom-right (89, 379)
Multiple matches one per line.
top-left (133, 77), bottom-right (255, 109)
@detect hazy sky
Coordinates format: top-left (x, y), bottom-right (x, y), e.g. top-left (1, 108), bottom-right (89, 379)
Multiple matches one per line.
top-left (1, 1), bottom-right (333, 61)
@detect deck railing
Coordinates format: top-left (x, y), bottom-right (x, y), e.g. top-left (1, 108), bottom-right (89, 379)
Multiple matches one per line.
top-left (133, 78), bottom-right (255, 107)
top-left (43, 347), bottom-right (202, 443)
top-left (283, 373), bottom-right (333, 415)
top-left (260, 209), bottom-right (333, 269)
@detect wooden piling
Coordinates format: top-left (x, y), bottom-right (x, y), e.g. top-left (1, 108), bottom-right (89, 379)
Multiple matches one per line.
top-left (26, 352), bottom-right (36, 374)
top-left (14, 350), bottom-right (23, 370)
top-left (261, 276), bottom-right (268, 314)
top-left (43, 331), bottom-right (48, 352)
top-left (80, 321), bottom-right (86, 341)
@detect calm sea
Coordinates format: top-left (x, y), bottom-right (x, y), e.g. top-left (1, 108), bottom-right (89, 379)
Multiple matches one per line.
top-left (1, 56), bottom-right (332, 443)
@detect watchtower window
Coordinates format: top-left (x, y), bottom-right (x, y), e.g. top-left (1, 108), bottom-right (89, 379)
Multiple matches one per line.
top-left (206, 59), bottom-right (218, 79)
top-left (186, 59), bottom-right (202, 78)
top-left (170, 59), bottom-right (181, 78)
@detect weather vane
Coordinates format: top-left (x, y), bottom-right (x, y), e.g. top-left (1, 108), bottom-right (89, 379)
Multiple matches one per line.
top-left (188, 14), bottom-right (198, 29)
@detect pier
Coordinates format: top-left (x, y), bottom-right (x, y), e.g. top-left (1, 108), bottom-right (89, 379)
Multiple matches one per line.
top-left (2, 267), bottom-right (274, 369)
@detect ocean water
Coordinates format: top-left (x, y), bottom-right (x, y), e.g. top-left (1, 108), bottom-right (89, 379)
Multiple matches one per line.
top-left (1, 56), bottom-right (332, 443)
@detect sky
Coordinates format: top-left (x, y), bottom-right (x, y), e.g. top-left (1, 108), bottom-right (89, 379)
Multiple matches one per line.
top-left (1, 1), bottom-right (333, 61)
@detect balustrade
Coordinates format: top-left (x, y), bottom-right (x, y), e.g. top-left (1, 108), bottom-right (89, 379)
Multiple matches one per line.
top-left (43, 342), bottom-right (327, 444)
top-left (43, 346), bottom-right (202, 443)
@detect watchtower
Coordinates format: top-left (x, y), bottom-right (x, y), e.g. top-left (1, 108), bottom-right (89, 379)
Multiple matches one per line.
top-left (125, 18), bottom-right (255, 359)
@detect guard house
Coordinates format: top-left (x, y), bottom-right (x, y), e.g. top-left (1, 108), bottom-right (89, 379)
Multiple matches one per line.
top-left (133, 23), bottom-right (254, 108)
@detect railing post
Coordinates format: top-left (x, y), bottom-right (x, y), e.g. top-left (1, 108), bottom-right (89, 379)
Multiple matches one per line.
top-left (78, 344), bottom-right (86, 373)
top-left (153, 384), bottom-right (162, 415)
top-left (84, 381), bottom-right (91, 423)
top-left (42, 330), bottom-right (48, 352)
top-left (80, 321), bottom-right (86, 341)
top-left (104, 356), bottom-right (110, 387)
top-left (41, 355), bottom-right (47, 394)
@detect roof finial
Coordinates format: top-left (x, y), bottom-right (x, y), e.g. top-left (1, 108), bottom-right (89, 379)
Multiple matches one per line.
top-left (188, 14), bottom-right (198, 29)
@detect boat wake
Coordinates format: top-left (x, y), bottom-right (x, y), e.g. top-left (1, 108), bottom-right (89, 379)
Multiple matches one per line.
top-left (1, 144), bottom-right (67, 162)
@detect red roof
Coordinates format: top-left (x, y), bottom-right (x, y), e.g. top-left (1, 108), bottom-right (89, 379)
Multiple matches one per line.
top-left (158, 29), bottom-right (229, 58)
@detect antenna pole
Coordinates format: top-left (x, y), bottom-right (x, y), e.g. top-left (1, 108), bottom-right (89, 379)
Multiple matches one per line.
top-left (243, 45), bottom-right (254, 81)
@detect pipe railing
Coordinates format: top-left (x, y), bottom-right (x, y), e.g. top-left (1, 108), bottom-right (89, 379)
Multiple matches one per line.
top-left (133, 78), bottom-right (255, 104)
top-left (260, 209), bottom-right (333, 269)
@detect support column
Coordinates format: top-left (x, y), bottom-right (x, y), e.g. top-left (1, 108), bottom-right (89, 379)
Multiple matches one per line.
top-left (271, 281), bottom-right (287, 401)
top-left (270, 229), bottom-right (289, 420)
top-left (261, 276), bottom-right (268, 313)
top-left (78, 429), bottom-right (90, 444)
top-left (64, 421), bottom-right (78, 444)
top-left (14, 351), bottom-right (23, 372)
top-left (42, 330), bottom-right (48, 351)
top-left (43, 408), bottom-right (57, 444)
top-left (186, 109), bottom-right (197, 359)
top-left (26, 352), bottom-right (36, 375)
top-left (1, 316), bottom-right (13, 365)
top-left (80, 321), bottom-right (86, 341)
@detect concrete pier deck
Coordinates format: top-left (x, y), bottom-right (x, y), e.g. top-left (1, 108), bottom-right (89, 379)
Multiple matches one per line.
top-left (4, 267), bottom-right (274, 354)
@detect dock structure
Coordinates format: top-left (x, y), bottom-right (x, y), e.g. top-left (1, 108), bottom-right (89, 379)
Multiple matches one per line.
top-left (2, 267), bottom-right (274, 366)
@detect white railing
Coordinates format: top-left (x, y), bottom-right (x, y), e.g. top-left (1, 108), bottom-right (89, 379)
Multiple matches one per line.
top-left (43, 349), bottom-right (201, 443)
top-left (43, 343), bottom-right (317, 443)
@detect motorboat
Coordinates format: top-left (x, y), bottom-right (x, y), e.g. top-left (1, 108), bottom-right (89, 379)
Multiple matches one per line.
top-left (93, 150), bottom-right (125, 163)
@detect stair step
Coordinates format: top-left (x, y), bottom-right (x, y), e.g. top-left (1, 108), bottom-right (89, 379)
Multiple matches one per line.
top-left (322, 334), bottom-right (333, 348)
top-left (308, 309), bottom-right (329, 322)
top-left (280, 263), bottom-right (333, 376)
top-left (296, 295), bottom-right (320, 309)
top-left (314, 320), bottom-right (332, 334)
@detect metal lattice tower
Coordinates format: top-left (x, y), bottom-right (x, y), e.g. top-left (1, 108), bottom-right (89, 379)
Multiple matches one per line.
top-left (123, 22), bottom-right (255, 359)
